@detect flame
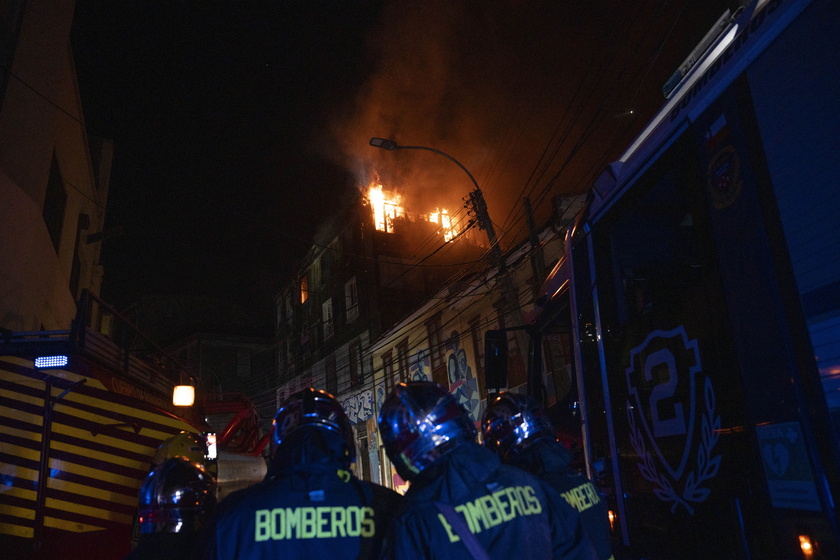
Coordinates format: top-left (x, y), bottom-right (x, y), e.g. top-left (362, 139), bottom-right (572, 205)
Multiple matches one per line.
top-left (365, 182), bottom-right (469, 243)
top-left (367, 184), bottom-right (404, 232)
top-left (799, 534), bottom-right (814, 558)
top-left (428, 208), bottom-right (456, 241)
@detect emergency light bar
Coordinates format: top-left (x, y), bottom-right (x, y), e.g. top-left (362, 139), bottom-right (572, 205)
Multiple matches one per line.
top-left (34, 355), bottom-right (69, 368)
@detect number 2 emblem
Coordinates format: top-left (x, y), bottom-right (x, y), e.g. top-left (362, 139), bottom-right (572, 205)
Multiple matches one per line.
top-left (625, 326), bottom-right (722, 514)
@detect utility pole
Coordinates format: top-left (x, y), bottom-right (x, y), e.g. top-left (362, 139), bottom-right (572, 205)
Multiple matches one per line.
top-left (465, 187), bottom-right (503, 266)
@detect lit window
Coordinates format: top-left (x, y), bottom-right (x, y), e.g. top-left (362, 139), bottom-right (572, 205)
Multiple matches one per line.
top-left (300, 275), bottom-right (309, 304)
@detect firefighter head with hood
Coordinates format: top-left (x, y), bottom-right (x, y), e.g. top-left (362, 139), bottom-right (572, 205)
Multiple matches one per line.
top-left (200, 387), bottom-right (400, 560)
top-left (378, 380), bottom-right (596, 560)
top-left (125, 456), bottom-right (217, 560)
top-left (130, 431), bottom-right (212, 552)
top-left (268, 386), bottom-right (356, 475)
top-left (483, 391), bottom-right (614, 560)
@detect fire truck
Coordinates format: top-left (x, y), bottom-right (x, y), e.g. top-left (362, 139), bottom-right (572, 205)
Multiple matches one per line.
top-left (503, 0), bottom-right (840, 557)
top-left (0, 291), bottom-right (268, 560)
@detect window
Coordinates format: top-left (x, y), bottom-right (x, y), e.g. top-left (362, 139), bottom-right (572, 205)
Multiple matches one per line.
top-left (356, 423), bottom-right (370, 482)
top-left (345, 276), bottom-right (359, 323)
top-left (300, 275), bottom-right (309, 304)
top-left (323, 298), bottom-right (334, 340)
top-left (382, 350), bottom-right (394, 394)
top-left (397, 338), bottom-right (409, 382)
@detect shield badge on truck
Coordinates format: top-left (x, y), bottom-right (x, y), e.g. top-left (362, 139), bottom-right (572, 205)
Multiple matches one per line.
top-left (625, 326), bottom-right (721, 514)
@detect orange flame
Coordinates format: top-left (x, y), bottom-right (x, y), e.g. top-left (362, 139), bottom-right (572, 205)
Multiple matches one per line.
top-left (367, 184), bottom-right (404, 233)
top-left (428, 208), bottom-right (456, 241)
top-left (365, 181), bottom-right (468, 243)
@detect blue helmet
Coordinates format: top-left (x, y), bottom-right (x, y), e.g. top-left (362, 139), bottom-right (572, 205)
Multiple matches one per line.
top-left (481, 391), bottom-right (556, 461)
top-left (137, 457), bottom-right (216, 534)
top-left (272, 387), bottom-right (356, 468)
top-left (378, 381), bottom-right (476, 481)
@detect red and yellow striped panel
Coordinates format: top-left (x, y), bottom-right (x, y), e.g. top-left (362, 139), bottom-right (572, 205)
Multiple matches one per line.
top-left (0, 355), bottom-right (202, 545)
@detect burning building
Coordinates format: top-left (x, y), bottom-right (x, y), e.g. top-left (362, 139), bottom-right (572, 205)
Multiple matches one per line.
top-left (272, 179), bottom-right (490, 480)
top-left (272, 151), bottom-right (582, 486)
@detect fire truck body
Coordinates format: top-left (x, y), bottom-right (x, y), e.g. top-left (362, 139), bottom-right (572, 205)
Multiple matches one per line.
top-left (531, 0), bottom-right (840, 557)
top-left (0, 293), bottom-right (267, 559)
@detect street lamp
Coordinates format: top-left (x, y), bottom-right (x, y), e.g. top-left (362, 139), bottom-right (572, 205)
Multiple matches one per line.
top-left (368, 137), bottom-right (500, 261)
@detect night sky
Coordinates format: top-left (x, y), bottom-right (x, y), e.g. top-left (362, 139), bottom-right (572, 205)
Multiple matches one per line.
top-left (70, 0), bottom-right (733, 328)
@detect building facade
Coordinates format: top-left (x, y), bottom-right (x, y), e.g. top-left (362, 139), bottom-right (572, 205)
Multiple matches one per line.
top-left (274, 185), bottom-right (582, 488)
top-left (0, 0), bottom-right (112, 332)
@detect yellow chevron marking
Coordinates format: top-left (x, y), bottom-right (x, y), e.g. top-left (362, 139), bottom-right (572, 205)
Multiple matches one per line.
top-left (48, 457), bottom-right (145, 490)
top-left (0, 522), bottom-right (34, 539)
top-left (0, 488), bottom-right (37, 522)
top-left (49, 476), bottom-right (139, 507)
top-left (45, 494), bottom-right (133, 525)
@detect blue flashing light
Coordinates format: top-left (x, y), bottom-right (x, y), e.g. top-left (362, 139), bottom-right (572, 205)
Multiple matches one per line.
top-left (34, 355), bottom-right (69, 369)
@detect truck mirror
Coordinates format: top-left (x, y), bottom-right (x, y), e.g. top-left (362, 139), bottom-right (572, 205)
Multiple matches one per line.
top-left (484, 330), bottom-right (508, 393)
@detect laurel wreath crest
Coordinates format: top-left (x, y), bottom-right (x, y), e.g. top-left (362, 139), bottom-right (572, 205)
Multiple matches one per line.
top-left (627, 376), bottom-right (721, 515)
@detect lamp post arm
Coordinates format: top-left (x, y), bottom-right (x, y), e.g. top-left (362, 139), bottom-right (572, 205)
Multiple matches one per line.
top-left (392, 145), bottom-right (481, 192)
top-left (369, 136), bottom-right (500, 260)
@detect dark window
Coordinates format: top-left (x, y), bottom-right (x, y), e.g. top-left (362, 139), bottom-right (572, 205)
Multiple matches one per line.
top-left (396, 338), bottom-right (409, 382)
top-left (356, 423), bottom-right (370, 482)
top-left (382, 350), bottom-right (394, 394)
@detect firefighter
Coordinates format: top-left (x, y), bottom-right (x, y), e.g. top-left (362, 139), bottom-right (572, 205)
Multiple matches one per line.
top-left (125, 456), bottom-right (217, 560)
top-left (482, 391), bottom-right (614, 560)
top-left (131, 431), bottom-right (212, 549)
top-left (200, 387), bottom-right (401, 559)
top-left (378, 380), bottom-right (596, 560)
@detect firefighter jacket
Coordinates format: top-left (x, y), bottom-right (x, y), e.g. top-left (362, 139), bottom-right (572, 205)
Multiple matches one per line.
top-left (201, 459), bottom-right (401, 560)
top-left (510, 440), bottom-right (614, 560)
top-left (381, 441), bottom-right (597, 560)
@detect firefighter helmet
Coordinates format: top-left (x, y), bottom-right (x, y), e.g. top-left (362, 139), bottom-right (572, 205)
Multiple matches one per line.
top-left (481, 391), bottom-right (556, 461)
top-left (272, 387), bottom-right (356, 468)
top-left (137, 457), bottom-right (216, 534)
top-left (153, 431), bottom-right (207, 466)
top-left (378, 381), bottom-right (476, 481)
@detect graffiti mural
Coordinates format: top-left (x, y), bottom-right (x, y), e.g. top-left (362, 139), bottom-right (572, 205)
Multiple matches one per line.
top-left (375, 383), bottom-right (386, 413)
top-left (447, 331), bottom-right (481, 423)
top-left (410, 348), bottom-right (431, 381)
top-left (340, 389), bottom-right (374, 424)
